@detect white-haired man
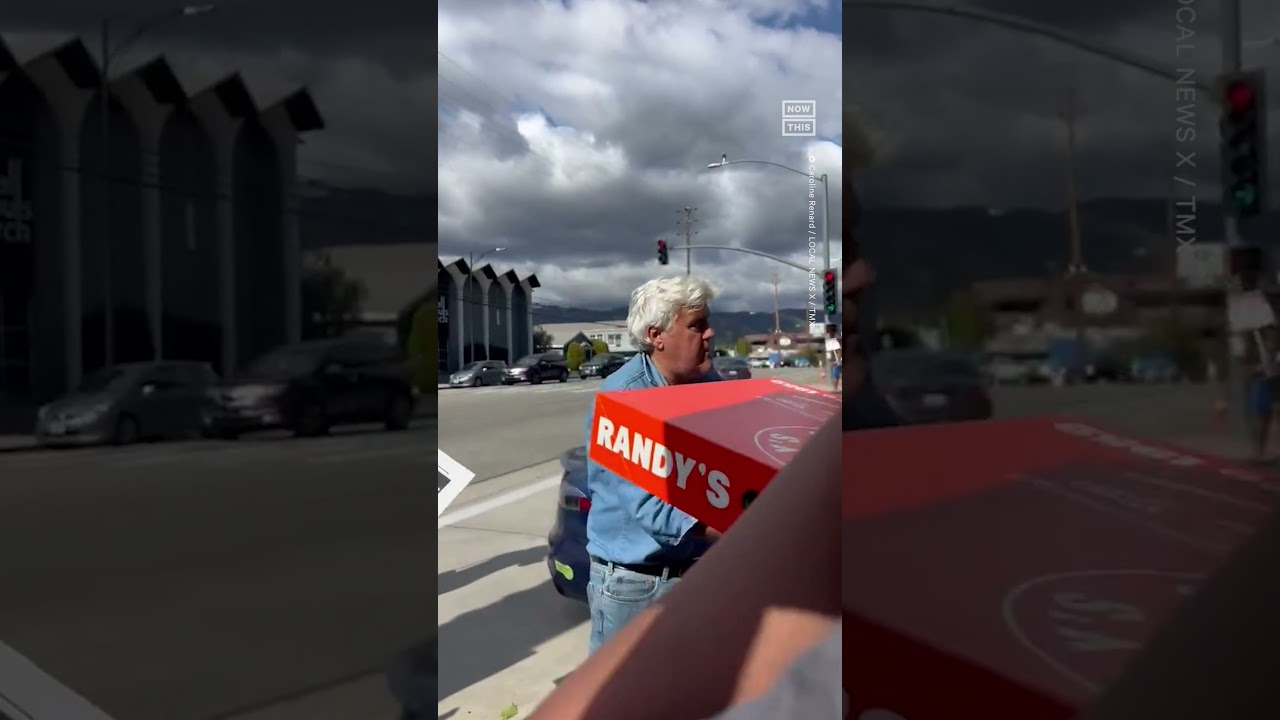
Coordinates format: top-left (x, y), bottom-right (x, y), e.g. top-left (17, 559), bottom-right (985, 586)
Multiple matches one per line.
top-left (582, 274), bottom-right (723, 654)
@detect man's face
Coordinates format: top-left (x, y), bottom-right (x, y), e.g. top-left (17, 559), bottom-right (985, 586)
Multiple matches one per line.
top-left (842, 257), bottom-right (873, 397)
top-left (652, 306), bottom-right (714, 383)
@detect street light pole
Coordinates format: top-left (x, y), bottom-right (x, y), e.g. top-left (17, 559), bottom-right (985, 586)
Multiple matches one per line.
top-left (97, 3), bottom-right (215, 370)
top-left (99, 18), bottom-right (115, 368)
top-left (707, 157), bottom-right (833, 324)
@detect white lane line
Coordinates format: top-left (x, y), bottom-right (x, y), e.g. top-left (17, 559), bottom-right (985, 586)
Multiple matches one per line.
top-left (438, 474), bottom-right (561, 529)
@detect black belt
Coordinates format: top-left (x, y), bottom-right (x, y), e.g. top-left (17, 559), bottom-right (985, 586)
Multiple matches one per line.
top-left (590, 556), bottom-right (697, 579)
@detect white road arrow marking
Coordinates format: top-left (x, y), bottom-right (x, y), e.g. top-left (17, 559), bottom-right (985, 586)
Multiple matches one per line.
top-left (438, 449), bottom-right (477, 518)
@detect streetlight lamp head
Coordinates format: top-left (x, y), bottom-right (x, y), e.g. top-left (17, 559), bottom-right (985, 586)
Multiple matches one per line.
top-left (720, 153), bottom-right (727, 164)
top-left (707, 163), bottom-right (719, 169)
top-left (183, 4), bottom-right (216, 15)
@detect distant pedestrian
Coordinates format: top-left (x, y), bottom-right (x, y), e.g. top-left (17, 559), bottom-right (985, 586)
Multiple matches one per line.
top-left (830, 350), bottom-right (841, 392)
top-left (1246, 328), bottom-right (1279, 462)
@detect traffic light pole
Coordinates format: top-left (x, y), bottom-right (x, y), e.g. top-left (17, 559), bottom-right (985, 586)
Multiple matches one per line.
top-left (667, 244), bottom-right (813, 273)
top-left (1222, 0), bottom-right (1248, 444)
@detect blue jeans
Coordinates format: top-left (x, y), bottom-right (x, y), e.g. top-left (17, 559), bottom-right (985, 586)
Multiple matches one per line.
top-left (587, 560), bottom-right (680, 654)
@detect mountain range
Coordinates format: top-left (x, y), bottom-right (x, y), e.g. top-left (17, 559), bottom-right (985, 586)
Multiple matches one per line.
top-left (299, 186), bottom-right (431, 247)
top-left (859, 197), bottom-right (1280, 321)
top-left (303, 189), bottom-right (1280, 329)
top-left (531, 305), bottom-right (818, 342)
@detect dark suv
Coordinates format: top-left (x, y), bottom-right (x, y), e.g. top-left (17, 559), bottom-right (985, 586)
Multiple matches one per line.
top-left (204, 337), bottom-right (416, 438)
top-left (503, 353), bottom-right (569, 384)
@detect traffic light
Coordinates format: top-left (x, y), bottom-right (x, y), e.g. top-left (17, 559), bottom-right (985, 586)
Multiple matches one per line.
top-left (822, 268), bottom-right (837, 315)
top-left (1220, 70), bottom-right (1266, 219)
top-left (657, 239), bottom-right (669, 265)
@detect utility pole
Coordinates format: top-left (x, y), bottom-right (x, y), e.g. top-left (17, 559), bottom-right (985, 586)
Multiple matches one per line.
top-left (1165, 171), bottom-right (1181, 321)
top-left (771, 270), bottom-right (782, 335)
top-left (678, 207), bottom-right (698, 275)
top-left (1060, 70), bottom-right (1088, 371)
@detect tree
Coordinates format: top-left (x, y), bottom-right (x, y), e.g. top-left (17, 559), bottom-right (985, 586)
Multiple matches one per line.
top-left (565, 342), bottom-right (586, 372)
top-left (735, 337), bottom-right (751, 357)
top-left (590, 339), bottom-right (609, 356)
top-left (942, 289), bottom-right (994, 351)
top-left (406, 298), bottom-right (436, 393)
top-left (301, 252), bottom-right (368, 338)
top-left (533, 325), bottom-right (553, 352)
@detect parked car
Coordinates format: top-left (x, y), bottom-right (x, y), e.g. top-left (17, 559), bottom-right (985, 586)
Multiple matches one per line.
top-left (546, 445), bottom-right (590, 602)
top-left (873, 349), bottom-right (993, 424)
top-left (713, 356), bottom-right (752, 380)
top-left (35, 361), bottom-right (219, 446)
top-left (579, 353), bottom-right (627, 380)
top-left (503, 353), bottom-right (569, 384)
top-left (448, 360), bottom-right (507, 387)
top-left (748, 356), bottom-right (770, 369)
top-left (203, 336), bottom-right (415, 438)
top-left (986, 356), bottom-right (1034, 385)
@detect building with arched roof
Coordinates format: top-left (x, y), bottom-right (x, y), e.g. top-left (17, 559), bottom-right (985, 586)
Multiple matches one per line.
top-left (0, 34), bottom-right (323, 402)
top-left (438, 259), bottom-right (539, 374)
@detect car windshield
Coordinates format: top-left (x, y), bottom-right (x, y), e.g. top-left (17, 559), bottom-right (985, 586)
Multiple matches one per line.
top-left (248, 347), bottom-right (322, 376)
top-left (715, 358), bottom-right (748, 368)
top-left (515, 355), bottom-right (540, 367)
top-left (591, 354), bottom-right (614, 363)
top-left (77, 367), bottom-right (136, 393)
top-left (461, 362), bottom-right (483, 371)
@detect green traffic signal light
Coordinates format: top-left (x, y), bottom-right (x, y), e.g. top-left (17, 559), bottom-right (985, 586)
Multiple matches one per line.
top-left (1234, 184), bottom-right (1258, 208)
top-left (824, 302), bottom-right (836, 314)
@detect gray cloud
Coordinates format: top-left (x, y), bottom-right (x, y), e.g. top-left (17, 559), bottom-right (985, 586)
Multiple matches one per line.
top-left (439, 0), bottom-right (842, 311)
top-left (0, 0), bottom-right (429, 193)
top-left (847, 0), bottom-right (1280, 211)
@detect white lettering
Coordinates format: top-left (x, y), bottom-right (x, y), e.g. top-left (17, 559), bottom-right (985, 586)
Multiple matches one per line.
top-left (630, 433), bottom-right (653, 471)
top-left (611, 425), bottom-right (631, 458)
top-left (651, 443), bottom-right (673, 478)
top-left (706, 470), bottom-right (730, 508)
top-left (595, 417), bottom-right (615, 448)
top-left (1053, 592), bottom-right (1145, 621)
top-left (674, 453), bottom-right (696, 489)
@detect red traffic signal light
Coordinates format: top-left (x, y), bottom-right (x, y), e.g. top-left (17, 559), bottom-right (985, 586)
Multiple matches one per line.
top-left (657, 240), bottom-right (666, 249)
top-left (1227, 80), bottom-right (1255, 111)
top-left (823, 270), bottom-right (835, 283)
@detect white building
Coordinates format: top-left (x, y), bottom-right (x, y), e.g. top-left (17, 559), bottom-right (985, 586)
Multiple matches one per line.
top-left (540, 321), bottom-right (639, 354)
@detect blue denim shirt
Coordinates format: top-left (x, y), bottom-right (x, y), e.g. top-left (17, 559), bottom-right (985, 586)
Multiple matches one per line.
top-left (584, 352), bottom-right (720, 564)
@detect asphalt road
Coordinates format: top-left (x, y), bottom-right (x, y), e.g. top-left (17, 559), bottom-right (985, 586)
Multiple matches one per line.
top-left (0, 419), bottom-right (436, 720)
top-left (437, 367), bottom-right (835, 484)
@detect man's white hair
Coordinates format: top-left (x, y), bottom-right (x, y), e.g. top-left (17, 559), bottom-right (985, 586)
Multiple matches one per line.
top-left (627, 276), bottom-right (716, 353)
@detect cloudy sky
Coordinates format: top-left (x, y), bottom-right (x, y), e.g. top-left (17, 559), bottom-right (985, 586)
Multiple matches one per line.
top-left (0, 0), bottom-right (429, 195)
top-left (439, 0), bottom-right (842, 313)
top-left (849, 0), bottom-right (1280, 213)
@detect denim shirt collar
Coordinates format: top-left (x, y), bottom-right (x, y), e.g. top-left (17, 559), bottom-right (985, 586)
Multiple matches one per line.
top-left (638, 352), bottom-right (719, 387)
